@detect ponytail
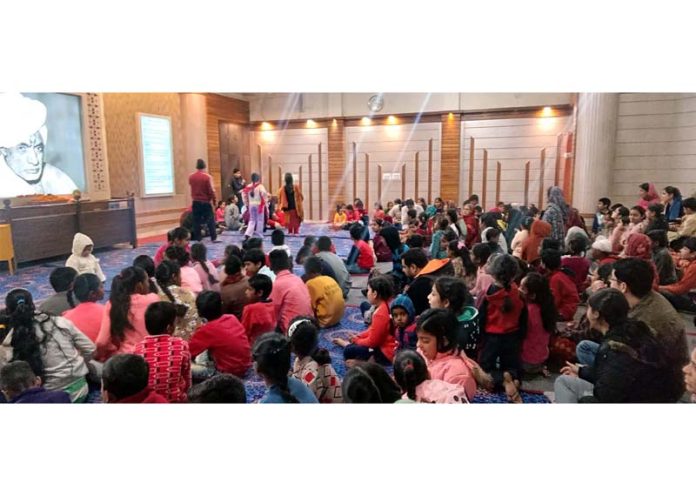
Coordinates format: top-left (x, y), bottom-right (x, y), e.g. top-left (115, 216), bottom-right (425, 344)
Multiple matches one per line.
top-left (487, 254), bottom-right (519, 314)
top-left (66, 289), bottom-right (77, 309)
top-left (155, 260), bottom-right (180, 304)
top-left (253, 332), bottom-right (299, 403)
top-left (393, 350), bottom-right (429, 401)
top-left (191, 243), bottom-right (217, 286)
top-left (6, 289), bottom-right (44, 379)
top-left (311, 348), bottom-right (332, 366)
top-left (109, 267), bottom-right (147, 345)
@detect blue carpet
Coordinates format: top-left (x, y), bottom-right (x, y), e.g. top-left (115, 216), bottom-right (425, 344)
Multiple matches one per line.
top-left (4, 222), bottom-right (550, 404)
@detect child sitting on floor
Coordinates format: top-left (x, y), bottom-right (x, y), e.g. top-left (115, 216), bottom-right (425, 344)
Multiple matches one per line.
top-left (477, 254), bottom-right (526, 402)
top-left (241, 274), bottom-right (276, 346)
top-left (220, 255), bottom-right (249, 320)
top-left (165, 245), bottom-right (203, 295)
top-left (190, 242), bottom-right (220, 292)
top-left (303, 256), bottom-right (345, 328)
top-left (414, 308), bottom-right (479, 402)
top-left (101, 354), bottom-right (168, 403)
top-left (470, 243), bottom-right (495, 301)
top-left (269, 228), bottom-right (292, 258)
top-left (332, 204), bottom-right (347, 230)
top-left (134, 301), bottom-right (191, 403)
top-left (155, 260), bottom-right (202, 341)
top-left (242, 248), bottom-right (276, 282)
top-left (253, 332), bottom-right (318, 404)
top-left (390, 294), bottom-right (417, 352)
top-left (518, 272), bottom-right (557, 378)
top-left (561, 237), bottom-right (591, 294)
top-left (187, 374), bottom-right (247, 403)
top-left (333, 275), bottom-right (395, 367)
top-left (430, 217), bottom-right (450, 260)
top-left (344, 224), bottom-right (375, 274)
top-left (393, 349), bottom-right (469, 403)
top-left (154, 227), bottom-right (190, 266)
top-left (65, 232), bottom-right (106, 282)
top-left (0, 361), bottom-right (70, 404)
top-left (428, 276), bottom-right (480, 359)
top-left (541, 248), bottom-right (580, 322)
top-left (133, 254), bottom-right (159, 294)
top-left (38, 267), bottom-right (77, 316)
top-left (295, 236), bottom-right (317, 266)
top-left (190, 291), bottom-right (251, 380)
top-left (62, 273), bottom-right (105, 343)
top-left (288, 317), bottom-right (343, 403)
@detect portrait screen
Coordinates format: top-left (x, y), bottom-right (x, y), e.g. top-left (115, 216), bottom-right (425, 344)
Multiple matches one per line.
top-left (0, 92), bottom-right (86, 198)
top-left (139, 114), bottom-right (175, 196)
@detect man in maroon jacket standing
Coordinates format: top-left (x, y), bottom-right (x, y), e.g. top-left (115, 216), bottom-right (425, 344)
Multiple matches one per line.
top-left (188, 158), bottom-right (219, 242)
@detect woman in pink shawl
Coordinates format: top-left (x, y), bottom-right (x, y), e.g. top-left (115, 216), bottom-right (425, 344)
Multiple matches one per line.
top-left (623, 233), bottom-right (659, 289)
top-left (638, 183), bottom-right (660, 209)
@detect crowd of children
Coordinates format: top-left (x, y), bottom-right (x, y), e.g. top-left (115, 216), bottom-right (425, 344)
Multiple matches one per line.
top-left (1, 182), bottom-right (695, 404)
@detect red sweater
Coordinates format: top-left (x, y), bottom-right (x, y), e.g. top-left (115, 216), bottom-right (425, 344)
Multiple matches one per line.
top-left (355, 240), bottom-right (375, 270)
top-left (520, 303), bottom-right (550, 365)
top-left (241, 300), bottom-right (277, 345)
top-left (134, 335), bottom-right (191, 403)
top-left (561, 256), bottom-right (591, 293)
top-left (114, 388), bottom-right (169, 403)
top-left (660, 259), bottom-right (696, 295)
top-left (548, 270), bottom-right (580, 321)
top-left (189, 170), bottom-right (216, 203)
top-left (482, 284), bottom-right (525, 334)
top-left (353, 301), bottom-right (396, 361)
top-left (189, 314), bottom-right (251, 377)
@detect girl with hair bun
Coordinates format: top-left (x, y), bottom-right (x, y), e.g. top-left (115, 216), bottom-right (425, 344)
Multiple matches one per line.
top-left (1, 288), bottom-right (95, 402)
top-left (393, 350), bottom-right (469, 403)
top-left (253, 332), bottom-right (317, 404)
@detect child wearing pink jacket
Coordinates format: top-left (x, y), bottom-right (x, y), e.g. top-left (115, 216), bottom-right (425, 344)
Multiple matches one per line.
top-left (394, 350), bottom-right (469, 403)
top-left (414, 308), bottom-right (478, 401)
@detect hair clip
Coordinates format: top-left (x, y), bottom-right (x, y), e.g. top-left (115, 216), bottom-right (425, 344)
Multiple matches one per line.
top-left (287, 318), bottom-right (311, 338)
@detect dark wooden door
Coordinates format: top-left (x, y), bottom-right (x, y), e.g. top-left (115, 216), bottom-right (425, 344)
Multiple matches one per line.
top-left (219, 121), bottom-right (250, 201)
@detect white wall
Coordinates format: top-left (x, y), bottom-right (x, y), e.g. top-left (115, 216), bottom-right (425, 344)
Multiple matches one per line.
top-left (612, 93), bottom-right (696, 206)
top-left (345, 122), bottom-right (441, 207)
top-left (460, 115), bottom-right (573, 209)
top-left (251, 127), bottom-right (329, 220)
top-left (249, 93), bottom-right (574, 121)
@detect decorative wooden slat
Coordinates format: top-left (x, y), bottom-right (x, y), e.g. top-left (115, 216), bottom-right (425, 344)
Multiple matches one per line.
top-left (352, 142), bottom-right (357, 202)
top-left (482, 149), bottom-right (488, 210)
top-left (563, 132), bottom-right (575, 205)
top-left (365, 153), bottom-right (370, 209)
top-left (378, 164), bottom-right (382, 201)
top-left (278, 166), bottom-right (282, 194)
top-left (299, 166), bottom-right (302, 201)
top-left (428, 139), bottom-right (433, 203)
top-left (468, 136), bottom-right (475, 199)
top-left (554, 133), bottom-right (562, 186)
top-left (401, 163), bottom-right (406, 201)
top-left (538, 148), bottom-right (546, 209)
top-left (524, 160), bottom-right (530, 206)
top-left (308, 154), bottom-right (313, 220)
top-left (495, 161), bottom-right (502, 205)
top-left (268, 156), bottom-right (273, 193)
top-left (414, 151), bottom-right (419, 200)
top-left (328, 119), bottom-right (345, 205)
top-left (257, 144), bottom-right (262, 175)
top-left (318, 143), bottom-right (323, 220)
top-left (440, 114), bottom-right (461, 204)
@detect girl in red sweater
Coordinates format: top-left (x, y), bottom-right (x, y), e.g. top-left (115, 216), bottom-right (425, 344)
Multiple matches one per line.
top-left (478, 254), bottom-right (526, 401)
top-left (519, 272), bottom-right (557, 378)
top-left (541, 248), bottom-right (580, 321)
top-left (333, 276), bottom-right (395, 367)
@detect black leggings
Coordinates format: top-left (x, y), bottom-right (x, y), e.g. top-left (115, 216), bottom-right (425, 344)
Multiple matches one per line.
top-left (479, 331), bottom-right (522, 391)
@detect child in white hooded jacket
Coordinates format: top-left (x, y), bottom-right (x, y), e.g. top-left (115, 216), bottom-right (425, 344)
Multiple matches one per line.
top-left (65, 233), bottom-right (106, 282)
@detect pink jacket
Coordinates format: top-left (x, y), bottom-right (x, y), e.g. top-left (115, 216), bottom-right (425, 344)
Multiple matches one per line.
top-left (520, 303), bottom-right (550, 365)
top-left (96, 293), bottom-right (161, 360)
top-left (410, 379), bottom-right (469, 403)
top-left (471, 266), bottom-right (494, 303)
top-left (193, 261), bottom-right (221, 292)
top-left (270, 270), bottom-right (313, 334)
top-left (62, 302), bottom-right (105, 343)
top-left (423, 350), bottom-right (477, 401)
top-left (180, 266), bottom-right (203, 295)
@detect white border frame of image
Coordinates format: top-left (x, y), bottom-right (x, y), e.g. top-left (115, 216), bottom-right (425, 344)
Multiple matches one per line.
top-left (79, 93), bottom-right (111, 201)
top-left (136, 112), bottom-right (176, 198)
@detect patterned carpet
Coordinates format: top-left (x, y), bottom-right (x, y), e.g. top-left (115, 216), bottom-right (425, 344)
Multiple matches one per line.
top-left (3, 221), bottom-right (550, 404)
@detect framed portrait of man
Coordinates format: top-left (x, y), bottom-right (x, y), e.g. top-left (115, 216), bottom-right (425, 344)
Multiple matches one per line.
top-left (0, 92), bottom-right (86, 198)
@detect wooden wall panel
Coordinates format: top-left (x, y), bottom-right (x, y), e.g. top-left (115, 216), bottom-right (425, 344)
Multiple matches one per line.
top-left (328, 119), bottom-right (346, 213)
top-left (440, 114), bottom-right (461, 203)
top-left (205, 94), bottom-right (250, 192)
top-left (613, 93), bottom-right (696, 205)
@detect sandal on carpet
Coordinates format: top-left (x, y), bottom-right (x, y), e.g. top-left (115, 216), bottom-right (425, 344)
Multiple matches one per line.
top-left (503, 372), bottom-right (523, 404)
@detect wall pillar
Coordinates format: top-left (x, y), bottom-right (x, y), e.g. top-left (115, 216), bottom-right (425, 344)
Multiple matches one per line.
top-left (572, 93), bottom-right (619, 214)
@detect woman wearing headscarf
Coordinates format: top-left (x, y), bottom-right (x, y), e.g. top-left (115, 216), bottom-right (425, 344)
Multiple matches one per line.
top-left (637, 183), bottom-right (660, 210)
top-left (623, 233), bottom-right (659, 289)
top-left (380, 225), bottom-right (410, 290)
top-left (661, 186), bottom-right (684, 222)
top-left (542, 186), bottom-right (569, 249)
top-left (277, 172), bottom-right (304, 235)
top-left (242, 172), bottom-right (268, 239)
top-left (503, 204), bottom-right (524, 248)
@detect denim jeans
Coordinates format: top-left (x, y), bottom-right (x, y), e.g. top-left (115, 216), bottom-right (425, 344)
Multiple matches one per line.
top-left (554, 375), bottom-right (594, 403)
top-left (345, 262), bottom-right (370, 274)
top-left (576, 340), bottom-right (600, 366)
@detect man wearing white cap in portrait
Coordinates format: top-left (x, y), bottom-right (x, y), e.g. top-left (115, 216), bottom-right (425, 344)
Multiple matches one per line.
top-left (0, 93), bottom-right (78, 197)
